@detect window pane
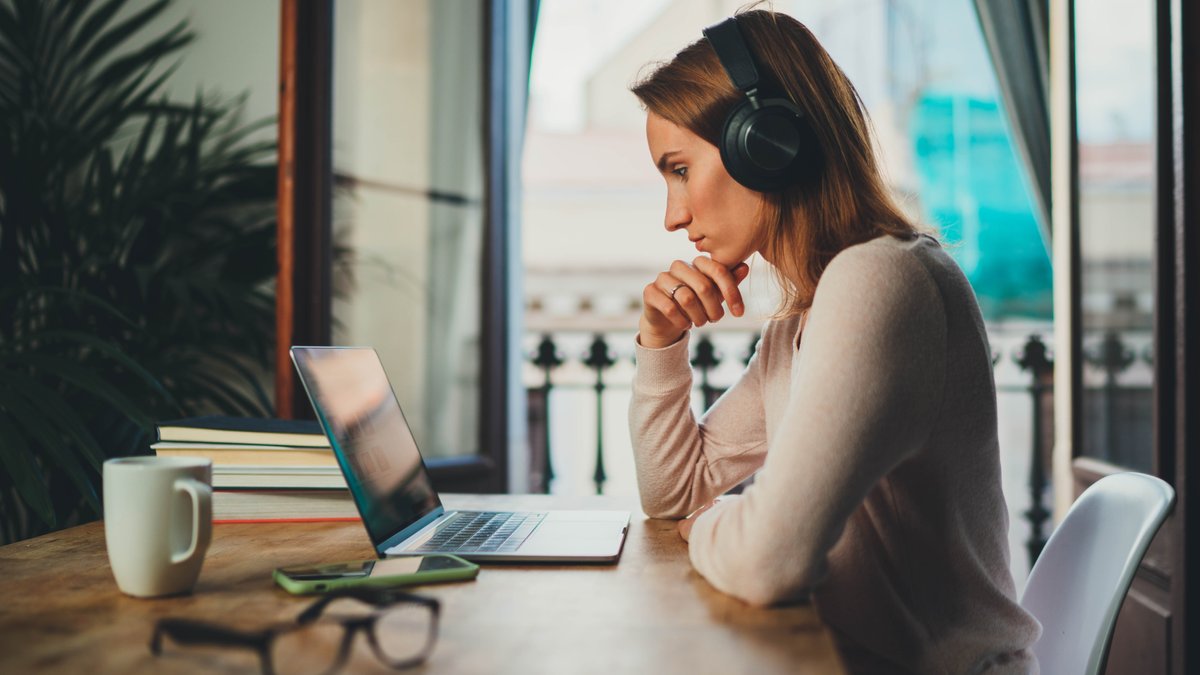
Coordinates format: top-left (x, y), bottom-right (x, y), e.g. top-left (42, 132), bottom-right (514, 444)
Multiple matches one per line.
top-left (333, 0), bottom-right (484, 459)
top-left (1073, 0), bottom-right (1155, 472)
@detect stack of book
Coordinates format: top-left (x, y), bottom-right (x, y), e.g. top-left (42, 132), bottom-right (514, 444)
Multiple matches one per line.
top-left (152, 416), bottom-right (359, 523)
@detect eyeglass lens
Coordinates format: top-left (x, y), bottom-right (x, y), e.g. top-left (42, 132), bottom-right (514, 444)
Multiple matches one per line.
top-left (371, 602), bottom-right (435, 664)
top-left (269, 597), bottom-right (434, 675)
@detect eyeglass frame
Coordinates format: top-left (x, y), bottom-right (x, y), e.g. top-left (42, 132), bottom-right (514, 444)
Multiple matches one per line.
top-left (149, 588), bottom-right (441, 675)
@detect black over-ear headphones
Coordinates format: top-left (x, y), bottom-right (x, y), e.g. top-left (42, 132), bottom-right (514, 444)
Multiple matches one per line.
top-left (702, 17), bottom-right (822, 192)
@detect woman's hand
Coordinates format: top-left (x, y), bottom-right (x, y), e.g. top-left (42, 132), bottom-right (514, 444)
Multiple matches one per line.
top-left (640, 257), bottom-right (751, 349)
top-left (678, 499), bottom-right (721, 542)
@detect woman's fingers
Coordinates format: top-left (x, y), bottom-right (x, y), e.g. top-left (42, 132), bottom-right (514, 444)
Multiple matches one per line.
top-left (656, 269), bottom-right (711, 327)
top-left (642, 258), bottom-right (751, 342)
top-left (643, 281), bottom-right (693, 334)
top-left (693, 257), bottom-right (749, 317)
top-left (669, 260), bottom-right (726, 323)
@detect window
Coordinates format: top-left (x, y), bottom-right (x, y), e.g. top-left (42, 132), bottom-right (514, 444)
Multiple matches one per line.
top-left (1073, 0), bottom-right (1155, 473)
top-left (280, 0), bottom-right (532, 491)
top-left (331, 0), bottom-right (486, 462)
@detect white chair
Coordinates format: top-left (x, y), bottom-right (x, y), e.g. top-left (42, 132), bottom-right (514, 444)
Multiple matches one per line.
top-left (1020, 472), bottom-right (1175, 675)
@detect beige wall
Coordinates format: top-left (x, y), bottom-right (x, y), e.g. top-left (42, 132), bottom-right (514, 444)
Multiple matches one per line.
top-left (131, 0), bottom-right (279, 144)
top-left (585, 0), bottom-right (740, 132)
top-left (1078, 191), bottom-right (1154, 260)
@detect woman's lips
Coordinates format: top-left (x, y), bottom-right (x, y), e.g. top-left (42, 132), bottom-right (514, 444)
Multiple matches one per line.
top-left (693, 237), bottom-right (705, 251)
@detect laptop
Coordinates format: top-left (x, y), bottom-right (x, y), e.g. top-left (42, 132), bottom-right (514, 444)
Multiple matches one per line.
top-left (291, 346), bottom-right (630, 562)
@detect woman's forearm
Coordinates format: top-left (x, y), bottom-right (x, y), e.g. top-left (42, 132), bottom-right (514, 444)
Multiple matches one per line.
top-left (629, 331), bottom-right (770, 518)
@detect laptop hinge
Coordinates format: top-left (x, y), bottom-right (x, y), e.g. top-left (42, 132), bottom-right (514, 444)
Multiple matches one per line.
top-left (375, 506), bottom-right (448, 556)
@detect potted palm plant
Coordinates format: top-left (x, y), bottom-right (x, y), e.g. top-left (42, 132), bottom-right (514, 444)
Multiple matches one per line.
top-left (0, 0), bottom-right (278, 543)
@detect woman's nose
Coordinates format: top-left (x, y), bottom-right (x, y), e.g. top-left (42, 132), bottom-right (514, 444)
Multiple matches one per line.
top-left (664, 194), bottom-right (690, 232)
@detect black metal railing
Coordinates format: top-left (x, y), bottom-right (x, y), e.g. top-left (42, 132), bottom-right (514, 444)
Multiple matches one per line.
top-left (1080, 329), bottom-right (1154, 473)
top-left (1012, 334), bottom-right (1053, 566)
top-left (525, 329), bottom-right (1058, 568)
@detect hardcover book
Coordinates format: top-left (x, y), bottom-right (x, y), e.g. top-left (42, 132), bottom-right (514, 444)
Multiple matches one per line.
top-left (156, 416), bottom-right (329, 448)
top-left (152, 442), bottom-right (338, 468)
top-left (213, 489), bottom-right (359, 523)
top-left (211, 466), bottom-right (348, 490)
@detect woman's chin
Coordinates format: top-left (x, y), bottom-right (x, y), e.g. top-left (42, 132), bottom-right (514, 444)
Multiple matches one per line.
top-left (708, 251), bottom-right (746, 269)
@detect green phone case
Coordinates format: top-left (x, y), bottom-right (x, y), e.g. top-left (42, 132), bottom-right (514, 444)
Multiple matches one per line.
top-left (273, 554), bottom-right (480, 595)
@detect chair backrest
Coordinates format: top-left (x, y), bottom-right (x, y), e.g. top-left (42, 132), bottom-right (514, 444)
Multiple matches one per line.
top-left (1020, 472), bottom-right (1175, 675)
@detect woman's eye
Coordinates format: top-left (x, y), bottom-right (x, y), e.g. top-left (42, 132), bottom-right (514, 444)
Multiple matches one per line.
top-left (671, 166), bottom-right (688, 180)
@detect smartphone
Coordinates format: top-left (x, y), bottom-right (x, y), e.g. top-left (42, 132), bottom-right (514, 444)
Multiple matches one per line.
top-left (273, 554), bottom-right (480, 594)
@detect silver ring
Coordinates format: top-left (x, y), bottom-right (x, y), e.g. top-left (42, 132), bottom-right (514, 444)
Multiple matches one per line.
top-left (669, 282), bottom-right (687, 300)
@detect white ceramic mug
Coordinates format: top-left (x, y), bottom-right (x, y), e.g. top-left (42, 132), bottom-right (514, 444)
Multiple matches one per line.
top-left (103, 456), bottom-right (213, 598)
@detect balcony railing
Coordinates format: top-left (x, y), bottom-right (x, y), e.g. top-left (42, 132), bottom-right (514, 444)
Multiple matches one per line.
top-left (1080, 329), bottom-right (1154, 473)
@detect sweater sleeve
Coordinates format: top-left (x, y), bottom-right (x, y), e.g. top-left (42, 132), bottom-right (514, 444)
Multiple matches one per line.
top-left (686, 243), bottom-right (948, 606)
top-left (628, 326), bottom-right (774, 519)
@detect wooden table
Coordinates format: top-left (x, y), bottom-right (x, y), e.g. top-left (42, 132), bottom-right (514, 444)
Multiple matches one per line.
top-left (0, 494), bottom-right (846, 674)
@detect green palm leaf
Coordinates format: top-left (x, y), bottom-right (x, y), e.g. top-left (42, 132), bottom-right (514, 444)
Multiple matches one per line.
top-left (0, 0), bottom-right (281, 543)
top-left (0, 411), bottom-right (55, 528)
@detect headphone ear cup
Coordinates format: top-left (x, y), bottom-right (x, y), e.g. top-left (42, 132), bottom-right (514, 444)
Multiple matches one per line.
top-left (719, 98), bottom-right (821, 192)
top-left (719, 99), bottom-right (766, 190)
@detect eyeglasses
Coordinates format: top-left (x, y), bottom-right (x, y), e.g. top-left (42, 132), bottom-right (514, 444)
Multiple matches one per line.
top-left (150, 589), bottom-right (440, 675)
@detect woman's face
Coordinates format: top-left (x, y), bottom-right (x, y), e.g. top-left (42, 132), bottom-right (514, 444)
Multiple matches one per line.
top-left (645, 112), bottom-right (768, 267)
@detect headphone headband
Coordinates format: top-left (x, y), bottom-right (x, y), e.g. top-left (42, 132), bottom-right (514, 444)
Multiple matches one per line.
top-left (700, 15), bottom-right (822, 192)
top-left (702, 18), bottom-right (760, 94)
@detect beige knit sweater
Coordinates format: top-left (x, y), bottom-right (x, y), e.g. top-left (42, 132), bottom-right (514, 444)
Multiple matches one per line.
top-left (629, 234), bottom-right (1042, 674)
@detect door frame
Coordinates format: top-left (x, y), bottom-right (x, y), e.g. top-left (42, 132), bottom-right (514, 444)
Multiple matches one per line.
top-left (1065, 0), bottom-right (1198, 672)
top-left (1170, 0), bottom-right (1200, 670)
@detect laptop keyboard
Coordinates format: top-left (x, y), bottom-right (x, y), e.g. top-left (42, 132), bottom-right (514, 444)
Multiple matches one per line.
top-left (411, 511), bottom-right (546, 554)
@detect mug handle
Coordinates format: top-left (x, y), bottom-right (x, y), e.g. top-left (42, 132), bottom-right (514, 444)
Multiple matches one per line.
top-left (171, 478), bottom-right (213, 565)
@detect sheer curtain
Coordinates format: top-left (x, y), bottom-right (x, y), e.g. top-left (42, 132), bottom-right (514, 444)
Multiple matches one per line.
top-left (973, 0), bottom-right (1052, 246)
top-left (423, 0), bottom-right (486, 461)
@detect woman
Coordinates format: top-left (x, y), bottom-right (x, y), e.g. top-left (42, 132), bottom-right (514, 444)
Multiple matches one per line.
top-left (627, 9), bottom-right (1042, 674)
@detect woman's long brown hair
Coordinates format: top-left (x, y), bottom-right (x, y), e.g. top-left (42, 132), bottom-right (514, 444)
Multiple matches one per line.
top-left (631, 8), bottom-right (924, 317)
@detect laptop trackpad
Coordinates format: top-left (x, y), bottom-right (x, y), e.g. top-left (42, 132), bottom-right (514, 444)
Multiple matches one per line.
top-left (519, 521), bottom-right (626, 555)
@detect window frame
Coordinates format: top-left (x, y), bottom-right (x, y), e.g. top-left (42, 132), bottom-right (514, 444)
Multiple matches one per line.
top-left (276, 0), bottom-right (525, 493)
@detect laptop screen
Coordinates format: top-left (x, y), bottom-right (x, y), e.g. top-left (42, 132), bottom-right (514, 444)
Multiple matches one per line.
top-left (291, 347), bottom-right (441, 546)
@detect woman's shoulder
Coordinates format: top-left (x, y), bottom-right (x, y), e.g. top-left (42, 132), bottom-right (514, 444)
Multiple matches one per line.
top-left (820, 233), bottom-right (945, 298)
top-left (830, 231), bottom-right (940, 263)
top-left (801, 233), bottom-right (950, 364)
top-left (764, 234), bottom-right (950, 351)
